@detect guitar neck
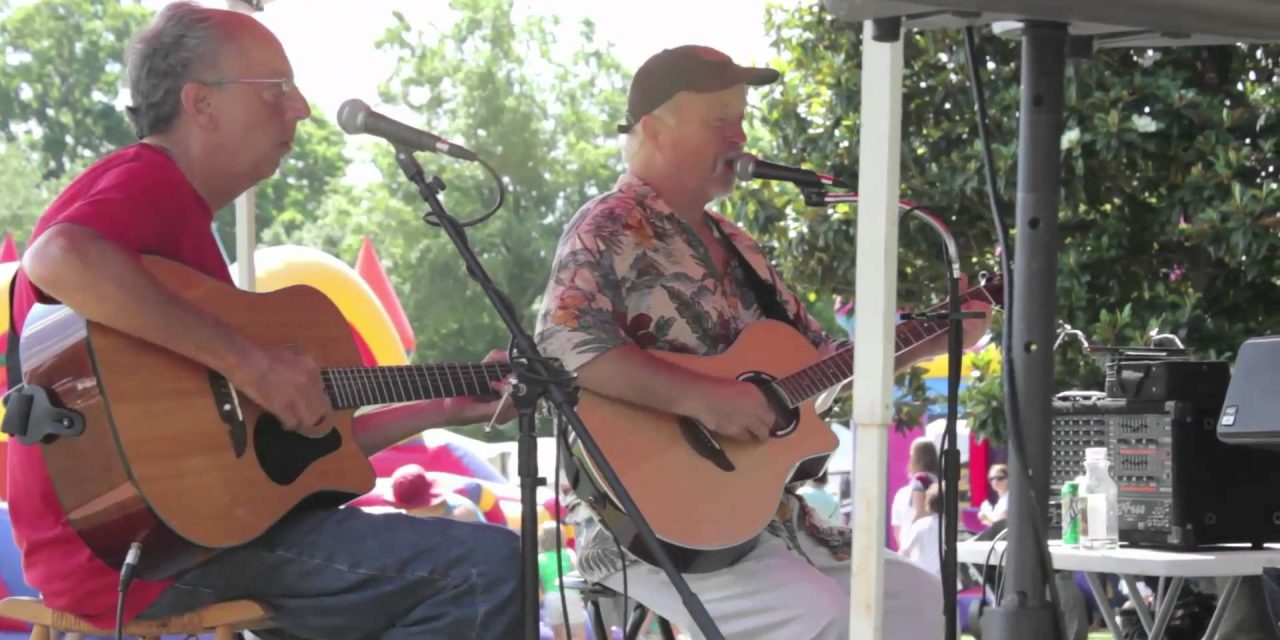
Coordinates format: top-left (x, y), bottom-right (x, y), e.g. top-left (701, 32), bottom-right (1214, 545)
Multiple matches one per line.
top-left (772, 284), bottom-right (1000, 408)
top-left (321, 363), bottom-right (512, 410)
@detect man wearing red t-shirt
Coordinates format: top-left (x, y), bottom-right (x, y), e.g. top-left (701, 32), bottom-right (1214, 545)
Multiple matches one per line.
top-left (8, 4), bottom-right (521, 638)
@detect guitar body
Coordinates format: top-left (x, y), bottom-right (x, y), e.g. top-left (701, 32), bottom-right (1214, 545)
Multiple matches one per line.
top-left (570, 320), bottom-right (838, 573)
top-left (19, 256), bottom-right (374, 578)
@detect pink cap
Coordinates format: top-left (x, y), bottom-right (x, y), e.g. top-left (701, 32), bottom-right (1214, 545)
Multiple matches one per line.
top-left (390, 464), bottom-right (444, 509)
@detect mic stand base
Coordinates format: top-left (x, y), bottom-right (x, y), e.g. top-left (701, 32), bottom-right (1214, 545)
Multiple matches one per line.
top-left (981, 602), bottom-right (1060, 638)
top-left (391, 147), bottom-right (725, 640)
top-left (513, 379), bottom-right (548, 638)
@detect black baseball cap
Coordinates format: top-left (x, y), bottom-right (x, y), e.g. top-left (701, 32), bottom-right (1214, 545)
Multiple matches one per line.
top-left (617, 45), bottom-right (780, 134)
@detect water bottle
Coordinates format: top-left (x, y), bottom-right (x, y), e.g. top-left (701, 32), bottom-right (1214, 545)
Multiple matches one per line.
top-left (1081, 447), bottom-right (1119, 550)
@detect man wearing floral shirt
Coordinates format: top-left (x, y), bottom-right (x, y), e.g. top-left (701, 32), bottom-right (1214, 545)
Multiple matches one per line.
top-left (535, 45), bottom-right (973, 639)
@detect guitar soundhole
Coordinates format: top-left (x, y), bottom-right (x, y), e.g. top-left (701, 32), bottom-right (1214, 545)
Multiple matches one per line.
top-left (738, 371), bottom-right (800, 438)
top-left (253, 414), bottom-right (342, 485)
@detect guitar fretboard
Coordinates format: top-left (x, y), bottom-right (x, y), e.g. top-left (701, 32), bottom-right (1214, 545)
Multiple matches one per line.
top-left (771, 282), bottom-right (1000, 408)
top-left (321, 363), bottom-right (511, 410)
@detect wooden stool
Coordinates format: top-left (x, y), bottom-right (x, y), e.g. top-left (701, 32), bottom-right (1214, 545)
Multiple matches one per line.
top-left (0, 597), bottom-right (272, 640)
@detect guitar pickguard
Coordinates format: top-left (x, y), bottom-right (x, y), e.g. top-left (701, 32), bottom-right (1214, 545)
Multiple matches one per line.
top-left (206, 372), bottom-right (344, 484)
top-left (253, 414), bottom-right (343, 486)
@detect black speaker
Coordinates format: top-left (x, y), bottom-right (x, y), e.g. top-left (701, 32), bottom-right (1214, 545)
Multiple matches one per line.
top-left (1217, 335), bottom-right (1280, 448)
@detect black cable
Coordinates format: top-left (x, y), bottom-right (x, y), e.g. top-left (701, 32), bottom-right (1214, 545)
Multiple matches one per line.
top-left (896, 201), bottom-right (962, 635)
top-left (417, 154), bottom-right (507, 228)
top-left (963, 25), bottom-right (1067, 638)
top-left (553, 413), bottom-right (573, 640)
top-left (982, 527), bottom-right (1011, 602)
top-left (116, 542), bottom-right (143, 640)
top-left (996, 539), bottom-right (1011, 600)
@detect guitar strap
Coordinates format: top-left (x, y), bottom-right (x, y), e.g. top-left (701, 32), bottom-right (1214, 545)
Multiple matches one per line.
top-left (706, 216), bottom-right (795, 328)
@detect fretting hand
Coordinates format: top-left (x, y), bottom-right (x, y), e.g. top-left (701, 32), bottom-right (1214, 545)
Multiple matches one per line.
top-left (439, 349), bottom-right (519, 427)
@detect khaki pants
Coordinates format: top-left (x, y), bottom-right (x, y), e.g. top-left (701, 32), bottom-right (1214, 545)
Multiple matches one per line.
top-left (597, 532), bottom-right (944, 640)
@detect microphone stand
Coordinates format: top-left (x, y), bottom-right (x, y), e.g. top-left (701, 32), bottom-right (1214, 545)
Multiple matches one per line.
top-left (805, 188), bottom-right (976, 640)
top-left (391, 146), bottom-right (725, 640)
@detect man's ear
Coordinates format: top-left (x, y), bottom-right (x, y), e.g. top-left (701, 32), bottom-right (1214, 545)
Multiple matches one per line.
top-left (638, 112), bottom-right (668, 153)
top-left (178, 82), bottom-right (215, 129)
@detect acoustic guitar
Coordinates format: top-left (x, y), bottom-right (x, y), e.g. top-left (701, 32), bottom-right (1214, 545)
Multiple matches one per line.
top-left (567, 275), bottom-right (1003, 573)
top-left (15, 256), bottom-right (510, 578)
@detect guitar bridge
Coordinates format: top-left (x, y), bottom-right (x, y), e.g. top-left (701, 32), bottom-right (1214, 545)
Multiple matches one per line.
top-left (207, 372), bottom-right (247, 458)
top-left (677, 417), bottom-right (735, 472)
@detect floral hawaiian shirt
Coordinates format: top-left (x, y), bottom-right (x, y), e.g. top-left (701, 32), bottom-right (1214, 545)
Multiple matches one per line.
top-left (534, 174), bottom-right (852, 581)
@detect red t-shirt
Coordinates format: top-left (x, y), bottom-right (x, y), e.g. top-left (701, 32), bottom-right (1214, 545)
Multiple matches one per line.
top-left (8, 143), bottom-right (229, 626)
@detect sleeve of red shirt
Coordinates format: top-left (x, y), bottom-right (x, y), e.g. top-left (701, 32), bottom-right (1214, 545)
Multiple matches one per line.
top-left (52, 157), bottom-right (185, 253)
top-left (27, 156), bottom-right (190, 304)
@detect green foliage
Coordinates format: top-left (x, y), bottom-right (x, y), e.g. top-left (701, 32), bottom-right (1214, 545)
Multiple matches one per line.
top-left (0, 0), bottom-right (351, 251)
top-left (269, 0), bottom-right (630, 379)
top-left (0, 0), bottom-right (150, 180)
top-left (221, 113), bottom-right (353, 253)
top-left (955, 306), bottom-right (1013, 444)
top-left (734, 5), bottom-right (1280, 441)
top-left (0, 142), bottom-right (52, 244)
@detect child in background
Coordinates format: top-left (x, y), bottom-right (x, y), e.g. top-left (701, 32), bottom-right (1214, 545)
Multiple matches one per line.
top-left (899, 483), bottom-right (943, 577)
top-left (539, 521), bottom-right (587, 640)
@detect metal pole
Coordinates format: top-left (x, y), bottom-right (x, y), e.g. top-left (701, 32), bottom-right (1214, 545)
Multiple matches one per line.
top-left (228, 0), bottom-right (260, 291)
top-left (984, 20), bottom-right (1066, 640)
top-left (234, 190), bottom-right (257, 291)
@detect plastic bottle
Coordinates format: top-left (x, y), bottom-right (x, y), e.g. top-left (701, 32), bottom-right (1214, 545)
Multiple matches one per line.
top-left (1081, 447), bottom-right (1119, 550)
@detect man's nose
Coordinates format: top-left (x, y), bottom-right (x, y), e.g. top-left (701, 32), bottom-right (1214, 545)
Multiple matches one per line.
top-left (287, 86), bottom-right (312, 121)
top-left (727, 122), bottom-right (746, 145)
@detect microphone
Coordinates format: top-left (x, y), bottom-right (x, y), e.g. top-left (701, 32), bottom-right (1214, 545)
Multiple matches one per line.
top-left (336, 99), bottom-right (477, 162)
top-left (732, 154), bottom-right (850, 190)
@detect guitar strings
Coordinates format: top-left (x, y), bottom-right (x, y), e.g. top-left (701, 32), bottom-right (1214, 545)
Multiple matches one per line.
top-left (318, 363), bottom-right (511, 406)
top-left (775, 286), bottom-right (991, 407)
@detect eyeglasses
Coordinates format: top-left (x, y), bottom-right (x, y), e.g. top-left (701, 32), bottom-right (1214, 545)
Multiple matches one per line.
top-left (202, 78), bottom-right (299, 99)
top-left (989, 475), bottom-right (1008, 482)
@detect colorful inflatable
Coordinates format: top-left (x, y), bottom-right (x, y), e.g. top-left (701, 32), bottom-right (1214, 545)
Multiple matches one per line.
top-left (349, 470), bottom-right (515, 527)
top-left (452, 478), bottom-right (510, 526)
top-left (231, 245), bottom-right (409, 367)
top-left (0, 505), bottom-right (36, 632)
top-left (354, 236), bottom-right (416, 355)
top-left (371, 430), bottom-right (506, 483)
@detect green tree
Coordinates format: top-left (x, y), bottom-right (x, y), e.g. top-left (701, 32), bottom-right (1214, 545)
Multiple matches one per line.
top-left (735, 6), bottom-right (1280, 440)
top-left (0, 0), bottom-right (150, 180)
top-left (272, 0), bottom-right (629, 369)
top-left (265, 0), bottom-right (630, 440)
top-left (0, 141), bottom-right (53, 244)
top-left (224, 113), bottom-right (353, 254)
top-left (0, 0), bottom-right (351, 261)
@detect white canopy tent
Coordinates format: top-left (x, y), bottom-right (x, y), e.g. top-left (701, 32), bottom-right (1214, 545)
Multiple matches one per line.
top-left (217, 0), bottom-right (1280, 636)
top-left (226, 0), bottom-right (268, 292)
top-left (824, 1), bottom-right (1280, 637)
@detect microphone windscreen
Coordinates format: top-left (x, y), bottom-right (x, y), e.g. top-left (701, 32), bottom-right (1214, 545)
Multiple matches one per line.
top-left (336, 99), bottom-right (370, 135)
top-left (732, 154), bottom-right (758, 181)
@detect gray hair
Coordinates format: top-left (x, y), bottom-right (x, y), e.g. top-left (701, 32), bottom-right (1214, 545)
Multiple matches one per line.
top-left (620, 98), bottom-right (678, 167)
top-left (125, 2), bottom-right (234, 138)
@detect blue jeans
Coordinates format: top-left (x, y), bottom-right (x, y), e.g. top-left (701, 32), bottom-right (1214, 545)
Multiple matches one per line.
top-left (139, 507), bottom-right (522, 639)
